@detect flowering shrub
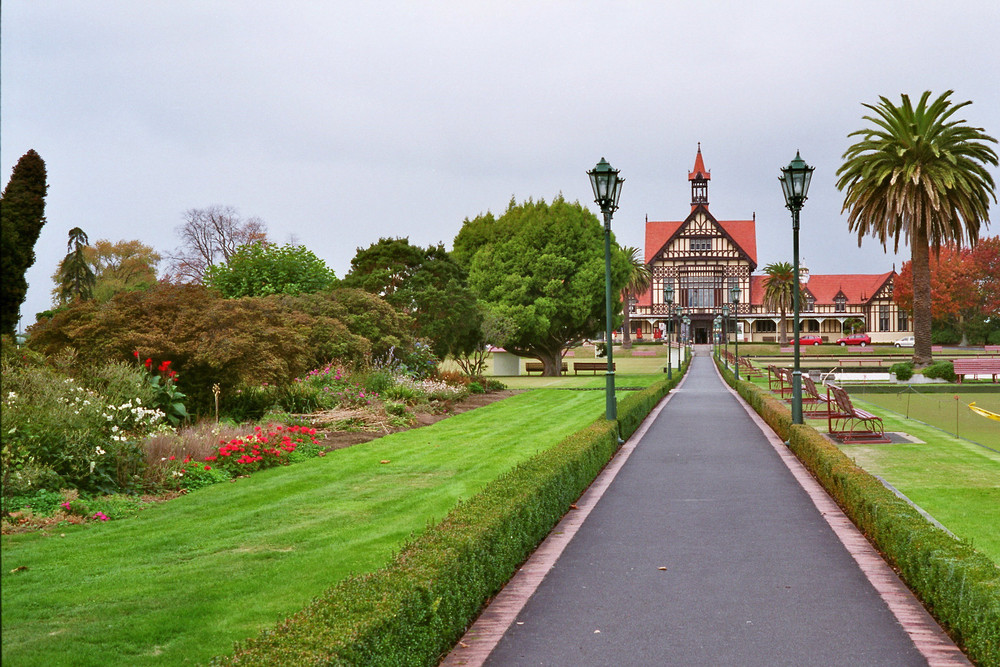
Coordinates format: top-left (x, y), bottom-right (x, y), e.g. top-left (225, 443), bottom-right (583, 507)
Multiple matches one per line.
top-left (134, 352), bottom-right (189, 425)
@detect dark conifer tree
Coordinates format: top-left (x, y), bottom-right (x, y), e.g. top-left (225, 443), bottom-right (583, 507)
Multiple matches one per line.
top-left (1, 149), bottom-right (49, 335)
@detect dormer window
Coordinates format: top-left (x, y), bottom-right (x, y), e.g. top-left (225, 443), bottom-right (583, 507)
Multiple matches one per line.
top-left (804, 293), bottom-right (815, 312)
top-left (834, 294), bottom-right (847, 312)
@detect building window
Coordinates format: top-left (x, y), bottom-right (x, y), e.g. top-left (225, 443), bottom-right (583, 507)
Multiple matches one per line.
top-left (680, 268), bottom-right (723, 308)
top-left (898, 311), bottom-right (909, 331)
top-left (804, 320), bottom-right (820, 332)
top-left (879, 305), bottom-right (890, 332)
top-left (755, 320), bottom-right (777, 333)
top-left (834, 295), bottom-right (846, 312)
top-left (690, 237), bottom-right (711, 252)
top-left (804, 294), bottom-right (815, 312)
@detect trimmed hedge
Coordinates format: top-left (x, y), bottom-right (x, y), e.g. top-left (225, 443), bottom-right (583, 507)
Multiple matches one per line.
top-left (716, 359), bottom-right (1000, 666)
top-left (211, 363), bottom-right (689, 665)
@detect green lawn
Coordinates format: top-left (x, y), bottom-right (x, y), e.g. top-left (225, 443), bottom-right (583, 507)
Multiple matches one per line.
top-left (1, 390), bottom-right (611, 667)
top-left (849, 388), bottom-right (1000, 446)
top-left (806, 396), bottom-right (1000, 563)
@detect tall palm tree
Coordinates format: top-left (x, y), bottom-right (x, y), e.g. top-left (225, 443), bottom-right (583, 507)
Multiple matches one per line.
top-left (620, 246), bottom-right (651, 350)
top-left (836, 91), bottom-right (997, 366)
top-left (56, 227), bottom-right (95, 303)
top-left (762, 261), bottom-right (797, 345)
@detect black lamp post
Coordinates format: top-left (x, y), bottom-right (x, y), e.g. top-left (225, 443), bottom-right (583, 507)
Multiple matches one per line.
top-left (722, 303), bottom-right (730, 368)
top-left (779, 151), bottom-right (815, 425)
top-left (664, 282), bottom-right (674, 379)
top-left (730, 284), bottom-right (740, 380)
top-left (682, 315), bottom-right (691, 361)
top-left (714, 315), bottom-right (721, 358)
top-left (589, 158), bottom-right (624, 423)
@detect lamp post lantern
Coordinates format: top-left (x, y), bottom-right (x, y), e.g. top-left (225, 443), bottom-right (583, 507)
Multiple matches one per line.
top-left (730, 284), bottom-right (740, 380)
top-left (682, 314), bottom-right (691, 361)
top-left (779, 151), bottom-right (815, 425)
top-left (722, 303), bottom-right (730, 368)
top-left (663, 282), bottom-right (674, 379)
top-left (589, 158), bottom-right (624, 423)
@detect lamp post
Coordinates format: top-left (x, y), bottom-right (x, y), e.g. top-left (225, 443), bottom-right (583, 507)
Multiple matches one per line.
top-left (589, 158), bottom-right (624, 423)
top-left (682, 315), bottom-right (691, 362)
top-left (714, 315), bottom-right (721, 358)
top-left (779, 151), bottom-right (815, 425)
top-left (664, 282), bottom-right (674, 379)
top-left (722, 303), bottom-right (730, 368)
top-left (730, 284), bottom-right (740, 381)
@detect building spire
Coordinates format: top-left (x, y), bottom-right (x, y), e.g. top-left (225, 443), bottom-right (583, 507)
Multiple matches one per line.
top-left (689, 143), bottom-right (710, 207)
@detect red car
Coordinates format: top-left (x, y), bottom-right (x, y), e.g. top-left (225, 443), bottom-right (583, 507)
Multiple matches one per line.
top-left (836, 333), bottom-right (871, 346)
top-left (796, 335), bottom-right (823, 346)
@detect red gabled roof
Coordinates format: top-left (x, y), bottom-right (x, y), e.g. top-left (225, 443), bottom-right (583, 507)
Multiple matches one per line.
top-left (718, 219), bottom-right (757, 266)
top-left (748, 272), bottom-right (893, 306)
top-left (644, 220), bottom-right (684, 264)
top-left (688, 144), bottom-right (710, 181)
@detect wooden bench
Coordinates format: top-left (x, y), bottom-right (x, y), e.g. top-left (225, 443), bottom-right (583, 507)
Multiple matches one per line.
top-left (801, 375), bottom-right (832, 417)
top-left (985, 345), bottom-right (1000, 354)
top-left (738, 357), bottom-right (764, 377)
top-left (779, 346), bottom-right (795, 353)
top-left (838, 358), bottom-right (888, 367)
top-left (953, 358), bottom-right (1000, 383)
top-left (632, 349), bottom-right (655, 356)
top-left (826, 384), bottom-right (890, 443)
top-left (525, 362), bottom-right (568, 375)
top-left (574, 361), bottom-right (615, 375)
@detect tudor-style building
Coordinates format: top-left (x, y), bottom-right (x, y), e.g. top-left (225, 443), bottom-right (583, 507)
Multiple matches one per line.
top-left (631, 147), bottom-right (913, 344)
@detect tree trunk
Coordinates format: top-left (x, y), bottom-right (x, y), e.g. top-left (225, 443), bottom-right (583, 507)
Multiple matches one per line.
top-left (911, 227), bottom-right (933, 367)
top-left (540, 349), bottom-right (564, 377)
top-left (778, 306), bottom-right (788, 345)
top-left (622, 293), bottom-right (632, 350)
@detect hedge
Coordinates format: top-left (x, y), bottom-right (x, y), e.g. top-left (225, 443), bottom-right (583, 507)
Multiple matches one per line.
top-left (717, 359), bottom-right (1000, 666)
top-left (211, 360), bottom-right (690, 665)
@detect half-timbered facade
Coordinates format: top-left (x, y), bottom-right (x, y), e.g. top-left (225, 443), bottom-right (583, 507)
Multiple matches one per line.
top-left (631, 148), bottom-right (913, 344)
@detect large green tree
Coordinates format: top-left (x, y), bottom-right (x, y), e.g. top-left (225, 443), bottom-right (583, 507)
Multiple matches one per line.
top-left (0, 149), bottom-right (48, 335)
top-left (55, 227), bottom-right (96, 304)
top-left (620, 245), bottom-right (651, 350)
top-left (203, 242), bottom-right (337, 297)
top-left (836, 90), bottom-right (997, 366)
top-left (342, 238), bottom-right (483, 360)
top-left (762, 261), bottom-right (797, 345)
top-left (465, 196), bottom-right (630, 376)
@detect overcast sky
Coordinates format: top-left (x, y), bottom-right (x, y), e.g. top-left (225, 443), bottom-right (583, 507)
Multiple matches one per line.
top-left (3, 1), bottom-right (999, 329)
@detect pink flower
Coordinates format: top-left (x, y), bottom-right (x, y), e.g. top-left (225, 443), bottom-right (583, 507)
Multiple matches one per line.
top-left (204, 465), bottom-right (211, 471)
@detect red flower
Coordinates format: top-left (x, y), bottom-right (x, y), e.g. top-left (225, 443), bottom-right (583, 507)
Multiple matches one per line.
top-left (133, 350), bottom-right (140, 359)
top-left (158, 360), bottom-right (172, 372)
top-left (204, 465), bottom-right (211, 471)
top-left (144, 358), bottom-right (153, 369)
top-left (169, 455), bottom-right (175, 461)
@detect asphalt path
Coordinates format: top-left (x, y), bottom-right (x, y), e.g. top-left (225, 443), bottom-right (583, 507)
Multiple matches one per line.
top-left (476, 350), bottom-right (938, 666)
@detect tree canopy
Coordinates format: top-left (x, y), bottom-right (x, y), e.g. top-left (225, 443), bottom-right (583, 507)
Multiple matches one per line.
top-left (55, 227), bottom-right (96, 304)
top-left (465, 196), bottom-right (630, 375)
top-left (836, 90), bottom-right (997, 365)
top-left (762, 261), bottom-right (798, 345)
top-left (167, 205), bottom-right (268, 283)
top-left (1, 149), bottom-right (48, 335)
top-left (342, 237), bottom-right (482, 360)
top-left (203, 242), bottom-right (337, 298)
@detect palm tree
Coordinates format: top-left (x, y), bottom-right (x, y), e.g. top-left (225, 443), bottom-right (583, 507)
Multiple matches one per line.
top-left (836, 91), bottom-right (997, 366)
top-left (762, 261), bottom-right (797, 345)
top-left (56, 227), bottom-right (95, 303)
top-left (620, 246), bottom-right (651, 350)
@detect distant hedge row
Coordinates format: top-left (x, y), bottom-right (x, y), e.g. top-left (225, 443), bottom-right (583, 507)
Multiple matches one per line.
top-left (717, 361), bottom-right (1000, 667)
top-left (211, 360), bottom-right (690, 665)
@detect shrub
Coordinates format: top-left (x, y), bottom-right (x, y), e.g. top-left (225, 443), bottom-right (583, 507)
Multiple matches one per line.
top-left (923, 360), bottom-right (956, 382)
top-left (890, 361), bottom-right (914, 381)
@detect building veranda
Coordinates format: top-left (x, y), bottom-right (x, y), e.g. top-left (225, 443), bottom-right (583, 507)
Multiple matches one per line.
top-left (630, 147), bottom-right (913, 345)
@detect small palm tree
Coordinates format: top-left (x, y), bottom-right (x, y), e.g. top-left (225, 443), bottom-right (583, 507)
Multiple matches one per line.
top-left (620, 246), bottom-right (651, 349)
top-left (56, 227), bottom-right (96, 303)
top-left (762, 262), bottom-right (797, 345)
top-left (836, 90), bottom-right (997, 366)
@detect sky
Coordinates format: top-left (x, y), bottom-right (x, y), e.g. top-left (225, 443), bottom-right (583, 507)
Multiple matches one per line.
top-left (3, 1), bottom-right (999, 330)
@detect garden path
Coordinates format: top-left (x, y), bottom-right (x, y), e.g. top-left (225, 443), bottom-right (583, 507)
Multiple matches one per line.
top-left (446, 347), bottom-right (969, 666)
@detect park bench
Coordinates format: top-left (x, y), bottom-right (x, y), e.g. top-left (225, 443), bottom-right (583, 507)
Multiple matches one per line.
top-left (573, 361), bottom-right (615, 375)
top-left (632, 349), bottom-right (655, 356)
top-left (826, 384), bottom-right (890, 443)
top-left (838, 358), bottom-right (888, 367)
top-left (767, 365), bottom-right (792, 397)
top-left (779, 346), bottom-right (794, 353)
top-left (984, 345), bottom-right (1000, 354)
top-left (801, 375), bottom-right (832, 417)
top-left (953, 358), bottom-right (1000, 383)
top-left (525, 362), bottom-right (568, 375)
top-left (738, 357), bottom-right (764, 378)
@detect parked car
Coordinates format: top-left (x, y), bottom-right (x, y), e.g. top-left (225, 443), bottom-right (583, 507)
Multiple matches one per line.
top-left (894, 336), bottom-right (915, 348)
top-left (836, 333), bottom-right (871, 346)
top-left (795, 335), bottom-right (824, 346)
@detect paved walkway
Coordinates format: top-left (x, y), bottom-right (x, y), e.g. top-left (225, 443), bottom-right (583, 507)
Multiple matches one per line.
top-left (445, 348), bottom-right (968, 666)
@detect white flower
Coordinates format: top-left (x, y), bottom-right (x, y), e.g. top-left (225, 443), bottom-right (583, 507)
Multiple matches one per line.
top-left (6, 391), bottom-right (16, 401)
top-left (111, 425), bottom-right (119, 433)
top-left (95, 446), bottom-right (106, 455)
